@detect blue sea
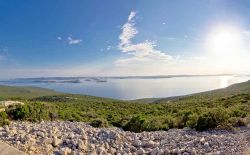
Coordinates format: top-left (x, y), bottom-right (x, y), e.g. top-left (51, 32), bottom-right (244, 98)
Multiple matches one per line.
top-left (0, 75), bottom-right (249, 100)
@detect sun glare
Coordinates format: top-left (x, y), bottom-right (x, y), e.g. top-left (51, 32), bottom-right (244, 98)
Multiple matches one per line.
top-left (205, 25), bottom-right (246, 70)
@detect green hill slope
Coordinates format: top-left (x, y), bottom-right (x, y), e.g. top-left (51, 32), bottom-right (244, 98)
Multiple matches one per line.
top-left (152, 80), bottom-right (250, 103)
top-left (1, 81), bottom-right (250, 132)
top-left (0, 85), bottom-right (61, 99)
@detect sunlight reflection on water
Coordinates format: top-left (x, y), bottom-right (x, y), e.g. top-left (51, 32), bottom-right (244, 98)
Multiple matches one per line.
top-left (219, 75), bottom-right (248, 88)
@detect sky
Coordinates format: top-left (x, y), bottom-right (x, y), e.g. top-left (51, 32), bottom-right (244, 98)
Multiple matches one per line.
top-left (0, 0), bottom-right (250, 78)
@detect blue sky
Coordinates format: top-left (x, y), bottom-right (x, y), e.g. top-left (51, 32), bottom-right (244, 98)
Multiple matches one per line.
top-left (1, 0), bottom-right (250, 78)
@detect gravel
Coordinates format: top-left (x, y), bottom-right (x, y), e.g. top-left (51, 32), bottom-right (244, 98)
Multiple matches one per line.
top-left (0, 121), bottom-right (249, 155)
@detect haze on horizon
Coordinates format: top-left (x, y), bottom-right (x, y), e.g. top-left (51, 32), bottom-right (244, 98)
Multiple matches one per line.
top-left (0, 0), bottom-right (250, 79)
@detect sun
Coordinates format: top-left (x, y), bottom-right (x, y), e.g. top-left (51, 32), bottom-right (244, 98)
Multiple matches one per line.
top-left (206, 26), bottom-right (243, 58)
top-left (205, 25), bottom-right (245, 68)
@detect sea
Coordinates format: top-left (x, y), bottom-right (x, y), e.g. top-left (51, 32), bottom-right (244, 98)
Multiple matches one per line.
top-left (0, 75), bottom-right (249, 100)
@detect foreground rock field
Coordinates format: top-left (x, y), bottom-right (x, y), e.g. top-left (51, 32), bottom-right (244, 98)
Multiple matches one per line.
top-left (0, 121), bottom-right (249, 155)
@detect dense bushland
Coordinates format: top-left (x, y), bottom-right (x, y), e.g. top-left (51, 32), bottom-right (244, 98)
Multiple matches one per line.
top-left (2, 92), bottom-right (249, 132)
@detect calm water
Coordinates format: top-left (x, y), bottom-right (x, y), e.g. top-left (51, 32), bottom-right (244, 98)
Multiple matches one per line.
top-left (1, 75), bottom-right (249, 100)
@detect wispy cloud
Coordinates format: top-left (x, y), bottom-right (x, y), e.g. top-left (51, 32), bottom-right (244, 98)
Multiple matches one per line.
top-left (165, 37), bottom-right (176, 40)
top-left (243, 30), bottom-right (250, 36)
top-left (68, 37), bottom-right (82, 45)
top-left (106, 45), bottom-right (114, 51)
top-left (57, 36), bottom-right (62, 40)
top-left (117, 11), bottom-right (173, 65)
top-left (118, 11), bottom-right (138, 48)
top-left (128, 11), bottom-right (137, 22)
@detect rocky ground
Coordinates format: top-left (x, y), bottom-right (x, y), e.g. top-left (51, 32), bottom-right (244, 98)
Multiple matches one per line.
top-left (0, 121), bottom-right (249, 155)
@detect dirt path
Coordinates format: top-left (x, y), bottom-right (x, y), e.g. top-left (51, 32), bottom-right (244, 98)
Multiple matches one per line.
top-left (241, 126), bottom-right (250, 155)
top-left (0, 141), bottom-right (26, 155)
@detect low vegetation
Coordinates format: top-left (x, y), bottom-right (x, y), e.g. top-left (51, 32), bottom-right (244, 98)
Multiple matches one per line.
top-left (1, 81), bottom-right (250, 132)
top-left (0, 85), bottom-right (60, 99)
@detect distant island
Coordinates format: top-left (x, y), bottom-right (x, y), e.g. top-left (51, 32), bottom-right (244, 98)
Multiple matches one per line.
top-left (1, 74), bottom-right (248, 84)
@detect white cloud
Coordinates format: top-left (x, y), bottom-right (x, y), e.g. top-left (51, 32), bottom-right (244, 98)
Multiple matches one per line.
top-left (128, 11), bottom-right (136, 21)
top-left (162, 22), bottom-right (166, 25)
top-left (106, 45), bottom-right (113, 51)
top-left (57, 36), bottom-right (62, 40)
top-left (118, 12), bottom-right (138, 48)
top-left (117, 11), bottom-right (173, 66)
top-left (243, 30), bottom-right (250, 36)
top-left (68, 37), bottom-right (82, 45)
top-left (189, 56), bottom-right (207, 61)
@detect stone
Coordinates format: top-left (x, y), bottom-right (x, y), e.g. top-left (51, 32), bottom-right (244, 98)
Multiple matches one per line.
top-left (44, 137), bottom-right (53, 144)
top-left (45, 144), bottom-right (53, 151)
top-left (28, 146), bottom-right (36, 151)
top-left (150, 147), bottom-right (159, 155)
top-left (157, 149), bottom-right (164, 155)
top-left (204, 142), bottom-right (210, 148)
top-left (0, 121), bottom-right (247, 155)
top-left (4, 125), bottom-right (9, 133)
top-left (82, 133), bottom-right (88, 140)
top-left (52, 137), bottom-right (62, 147)
top-left (78, 140), bottom-right (87, 150)
top-left (0, 127), bottom-right (4, 131)
top-left (144, 140), bottom-right (156, 148)
top-left (200, 137), bottom-right (205, 143)
top-left (107, 147), bottom-right (116, 154)
top-left (37, 131), bottom-right (45, 138)
top-left (132, 140), bottom-right (141, 147)
top-left (59, 147), bottom-right (72, 155)
top-left (164, 148), bottom-right (170, 154)
top-left (87, 151), bottom-right (97, 155)
top-left (160, 139), bottom-right (168, 145)
top-left (136, 148), bottom-right (145, 155)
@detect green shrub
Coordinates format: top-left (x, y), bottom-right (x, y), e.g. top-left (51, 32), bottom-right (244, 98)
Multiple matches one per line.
top-left (0, 111), bottom-right (8, 119)
top-left (144, 119), bottom-right (169, 131)
top-left (123, 116), bottom-right (146, 132)
top-left (1, 86), bottom-right (250, 132)
top-left (7, 105), bottom-right (30, 120)
top-left (196, 113), bottom-right (216, 131)
top-left (165, 115), bottom-right (174, 129)
top-left (178, 110), bottom-right (192, 126)
top-left (186, 113), bottom-right (199, 128)
top-left (0, 111), bottom-right (10, 126)
top-left (49, 112), bottom-right (58, 121)
top-left (85, 111), bottom-right (97, 118)
top-left (231, 109), bottom-right (247, 117)
top-left (90, 118), bottom-right (109, 128)
top-left (196, 108), bottom-right (229, 131)
top-left (114, 116), bottom-right (131, 127)
top-left (228, 117), bottom-right (247, 127)
top-left (173, 115), bottom-right (187, 129)
top-left (1, 119), bottom-right (10, 126)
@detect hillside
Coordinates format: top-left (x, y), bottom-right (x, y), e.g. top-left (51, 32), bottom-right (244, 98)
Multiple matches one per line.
top-left (0, 85), bottom-right (61, 100)
top-left (150, 80), bottom-right (250, 103)
top-left (0, 81), bottom-right (250, 132)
